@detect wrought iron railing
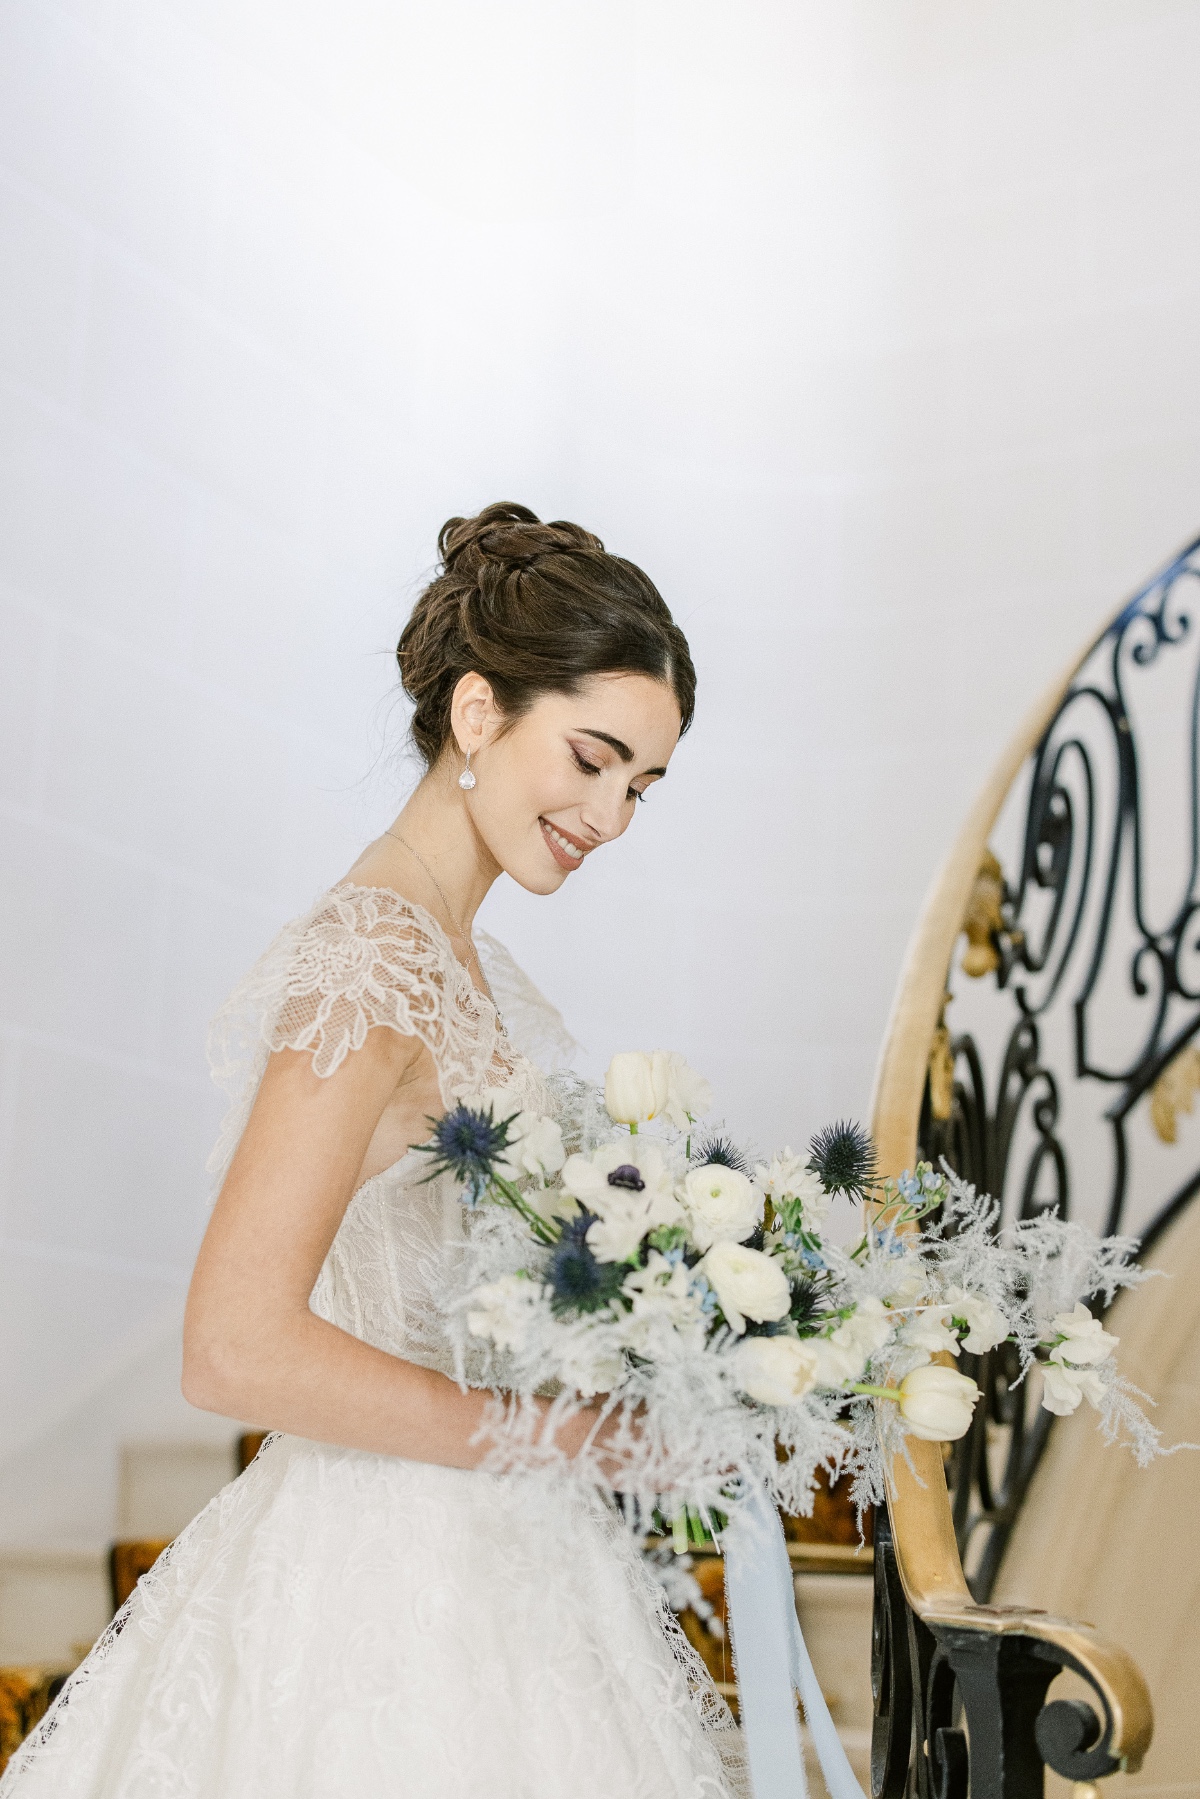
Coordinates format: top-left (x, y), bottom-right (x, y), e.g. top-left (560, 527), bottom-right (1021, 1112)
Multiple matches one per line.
top-left (916, 532), bottom-right (1200, 1598)
top-left (859, 541), bottom-right (1200, 1793)
top-left (870, 1494), bottom-right (1152, 1799)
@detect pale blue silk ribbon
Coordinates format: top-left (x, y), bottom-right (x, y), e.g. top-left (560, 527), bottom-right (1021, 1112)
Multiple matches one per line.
top-left (722, 1483), bottom-right (868, 1799)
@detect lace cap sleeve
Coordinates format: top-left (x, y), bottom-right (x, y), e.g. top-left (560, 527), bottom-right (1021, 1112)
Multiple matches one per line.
top-left (206, 885), bottom-right (507, 1184)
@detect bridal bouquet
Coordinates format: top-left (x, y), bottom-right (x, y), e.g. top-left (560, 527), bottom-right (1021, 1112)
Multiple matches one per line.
top-left (422, 1051), bottom-right (1163, 1528)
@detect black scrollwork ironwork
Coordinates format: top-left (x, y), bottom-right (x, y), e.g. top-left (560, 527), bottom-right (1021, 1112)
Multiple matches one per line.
top-left (917, 532), bottom-right (1200, 1599)
top-left (870, 1511), bottom-right (1127, 1798)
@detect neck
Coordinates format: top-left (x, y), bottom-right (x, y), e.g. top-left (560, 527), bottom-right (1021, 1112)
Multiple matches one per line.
top-left (380, 756), bottom-right (501, 934)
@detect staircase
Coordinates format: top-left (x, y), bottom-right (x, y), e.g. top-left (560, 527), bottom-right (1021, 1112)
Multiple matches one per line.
top-left (867, 535), bottom-right (1200, 1796)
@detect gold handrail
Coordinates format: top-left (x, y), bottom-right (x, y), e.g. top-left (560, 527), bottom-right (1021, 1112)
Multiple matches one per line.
top-left (884, 1440), bottom-right (1153, 1770)
top-left (867, 630), bottom-right (1155, 1776)
top-left (868, 642), bottom-right (1084, 1179)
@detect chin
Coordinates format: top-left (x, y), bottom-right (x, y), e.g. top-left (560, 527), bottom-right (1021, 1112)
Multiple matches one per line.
top-left (505, 857), bottom-right (570, 897)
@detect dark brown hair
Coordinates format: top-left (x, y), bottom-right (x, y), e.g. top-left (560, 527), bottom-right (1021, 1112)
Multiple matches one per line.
top-left (397, 502), bottom-right (696, 768)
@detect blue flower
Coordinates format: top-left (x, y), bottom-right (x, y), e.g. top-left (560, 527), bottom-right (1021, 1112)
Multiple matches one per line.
top-left (807, 1120), bottom-right (878, 1201)
top-left (690, 1133), bottom-right (750, 1175)
top-left (548, 1213), bottom-right (626, 1315)
top-left (417, 1103), bottom-right (514, 1202)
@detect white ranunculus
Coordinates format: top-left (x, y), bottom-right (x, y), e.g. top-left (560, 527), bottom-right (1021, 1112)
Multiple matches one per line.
top-left (1048, 1302), bottom-right (1119, 1366)
top-left (900, 1306), bottom-right (961, 1357)
top-left (679, 1164), bottom-right (763, 1252)
top-left (604, 1051), bottom-right (670, 1126)
top-left (1041, 1356), bottom-right (1107, 1416)
top-left (465, 1274), bottom-right (544, 1353)
top-left (656, 1051), bottom-right (714, 1130)
top-left (943, 1285), bottom-right (1009, 1355)
top-left (734, 1335), bottom-right (821, 1406)
top-left (897, 1364), bottom-right (981, 1441)
top-left (699, 1241), bottom-right (792, 1335)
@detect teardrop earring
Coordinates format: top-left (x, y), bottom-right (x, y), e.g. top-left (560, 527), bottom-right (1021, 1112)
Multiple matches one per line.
top-left (458, 747), bottom-right (476, 791)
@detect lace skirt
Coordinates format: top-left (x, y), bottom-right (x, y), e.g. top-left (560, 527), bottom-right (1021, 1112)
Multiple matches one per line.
top-left (1, 1434), bottom-right (748, 1798)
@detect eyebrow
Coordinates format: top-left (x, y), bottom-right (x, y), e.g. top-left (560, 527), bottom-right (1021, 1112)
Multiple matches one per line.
top-left (578, 728), bottom-right (668, 779)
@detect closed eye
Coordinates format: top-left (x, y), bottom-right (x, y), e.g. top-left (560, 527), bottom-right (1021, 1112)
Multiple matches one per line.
top-left (573, 746), bottom-right (650, 804)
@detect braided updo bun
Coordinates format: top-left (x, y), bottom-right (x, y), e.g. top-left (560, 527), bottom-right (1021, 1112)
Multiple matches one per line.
top-left (397, 501), bottom-right (696, 767)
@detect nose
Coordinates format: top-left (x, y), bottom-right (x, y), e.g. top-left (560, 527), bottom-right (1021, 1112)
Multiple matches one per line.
top-left (579, 776), bottom-right (630, 844)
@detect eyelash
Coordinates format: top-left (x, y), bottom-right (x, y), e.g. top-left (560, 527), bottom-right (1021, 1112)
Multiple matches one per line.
top-left (571, 748), bottom-right (646, 804)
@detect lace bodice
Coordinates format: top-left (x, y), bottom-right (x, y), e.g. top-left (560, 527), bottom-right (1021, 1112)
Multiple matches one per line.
top-left (206, 883), bottom-right (571, 1378)
top-left (0, 882), bottom-right (749, 1799)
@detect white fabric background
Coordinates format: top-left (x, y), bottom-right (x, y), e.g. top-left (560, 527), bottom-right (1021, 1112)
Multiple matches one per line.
top-left (2, 0), bottom-right (1200, 1544)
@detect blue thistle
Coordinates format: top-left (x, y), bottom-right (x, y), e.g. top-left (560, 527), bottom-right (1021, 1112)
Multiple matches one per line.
top-left (788, 1274), bottom-right (832, 1333)
top-left (691, 1133), bottom-right (750, 1175)
top-left (548, 1212), bottom-right (626, 1315)
top-left (416, 1103), bottom-right (515, 1203)
top-left (807, 1120), bottom-right (878, 1201)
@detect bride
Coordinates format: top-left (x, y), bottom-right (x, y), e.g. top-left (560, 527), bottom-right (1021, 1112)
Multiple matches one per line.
top-left (2, 503), bottom-right (749, 1797)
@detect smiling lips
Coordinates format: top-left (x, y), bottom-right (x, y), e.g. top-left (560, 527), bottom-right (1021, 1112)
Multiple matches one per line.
top-left (540, 818), bottom-right (588, 870)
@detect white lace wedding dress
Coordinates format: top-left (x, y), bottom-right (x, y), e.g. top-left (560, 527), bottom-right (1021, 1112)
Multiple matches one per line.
top-left (1, 885), bottom-right (748, 1799)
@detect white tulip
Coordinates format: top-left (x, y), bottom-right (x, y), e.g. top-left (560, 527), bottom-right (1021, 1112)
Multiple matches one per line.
top-left (734, 1335), bottom-right (821, 1405)
top-left (896, 1364), bottom-right (980, 1441)
top-left (1048, 1302), bottom-right (1119, 1366)
top-left (679, 1164), bottom-right (763, 1251)
top-left (700, 1240), bottom-right (792, 1335)
top-left (657, 1051), bottom-right (714, 1130)
top-left (1041, 1356), bottom-right (1107, 1416)
top-left (943, 1285), bottom-right (1009, 1356)
top-left (604, 1051), bottom-right (670, 1126)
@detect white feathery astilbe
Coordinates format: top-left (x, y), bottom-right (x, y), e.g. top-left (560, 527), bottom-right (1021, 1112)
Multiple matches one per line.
top-left (427, 1064), bottom-right (1177, 1538)
top-left (1009, 1205), bottom-right (1153, 1340)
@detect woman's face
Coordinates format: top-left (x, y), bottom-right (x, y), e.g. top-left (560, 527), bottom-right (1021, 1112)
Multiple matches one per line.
top-left (455, 671), bottom-right (683, 895)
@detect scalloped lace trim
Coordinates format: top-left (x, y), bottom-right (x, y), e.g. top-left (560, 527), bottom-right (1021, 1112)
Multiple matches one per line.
top-left (206, 885), bottom-right (523, 1189)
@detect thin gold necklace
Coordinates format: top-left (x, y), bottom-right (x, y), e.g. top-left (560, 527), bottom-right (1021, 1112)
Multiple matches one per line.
top-left (384, 828), bottom-right (493, 1002)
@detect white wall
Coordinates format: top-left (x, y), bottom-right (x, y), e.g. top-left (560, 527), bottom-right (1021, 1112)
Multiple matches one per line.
top-left (3, 0), bottom-right (1200, 1547)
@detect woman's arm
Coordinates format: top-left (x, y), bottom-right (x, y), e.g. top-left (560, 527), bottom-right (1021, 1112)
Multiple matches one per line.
top-left (183, 1033), bottom-right (598, 1468)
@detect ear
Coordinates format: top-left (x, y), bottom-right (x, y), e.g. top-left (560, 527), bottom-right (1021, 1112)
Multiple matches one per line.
top-left (449, 671), bottom-right (500, 754)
